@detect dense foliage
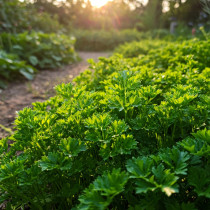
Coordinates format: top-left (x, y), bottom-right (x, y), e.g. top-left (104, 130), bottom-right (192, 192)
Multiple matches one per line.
top-left (1, 0), bottom-right (209, 34)
top-left (0, 50), bottom-right (35, 88)
top-left (0, 0), bottom-right (63, 33)
top-left (74, 28), bottom-right (210, 52)
top-left (1, 32), bottom-right (78, 69)
top-left (0, 38), bottom-right (209, 209)
top-left (114, 40), bottom-right (168, 58)
top-left (0, 32), bottom-right (78, 87)
top-left (114, 36), bottom-right (210, 58)
top-left (74, 29), bottom-right (171, 51)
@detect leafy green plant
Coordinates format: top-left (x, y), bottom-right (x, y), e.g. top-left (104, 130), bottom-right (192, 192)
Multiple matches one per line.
top-left (1, 32), bottom-right (79, 69)
top-left (0, 32), bottom-right (79, 86)
top-left (0, 0), bottom-right (65, 34)
top-left (74, 29), bottom-right (171, 51)
top-left (114, 40), bottom-right (167, 58)
top-left (0, 50), bottom-right (35, 88)
top-left (0, 37), bottom-right (209, 209)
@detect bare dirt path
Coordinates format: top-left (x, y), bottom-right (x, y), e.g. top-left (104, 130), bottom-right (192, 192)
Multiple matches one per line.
top-left (0, 52), bottom-right (109, 139)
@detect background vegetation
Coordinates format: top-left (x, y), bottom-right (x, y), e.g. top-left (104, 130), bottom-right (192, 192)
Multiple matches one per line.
top-left (0, 0), bottom-right (209, 53)
top-left (1, 0), bottom-right (209, 33)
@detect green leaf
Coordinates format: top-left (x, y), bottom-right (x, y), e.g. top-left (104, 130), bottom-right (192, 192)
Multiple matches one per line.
top-left (52, 55), bottom-right (62, 61)
top-left (188, 166), bottom-right (210, 198)
top-left (192, 128), bottom-right (210, 144)
top-left (59, 137), bottom-right (86, 157)
top-left (12, 45), bottom-right (23, 50)
top-left (19, 68), bottom-right (34, 80)
top-left (159, 147), bottom-right (190, 175)
top-left (39, 152), bottom-right (72, 171)
top-left (127, 160), bottom-right (179, 196)
top-left (152, 164), bottom-right (179, 196)
top-left (0, 155), bottom-right (26, 182)
top-left (126, 157), bottom-right (154, 178)
top-left (77, 169), bottom-right (128, 210)
top-left (29, 55), bottom-right (39, 66)
top-left (94, 168), bottom-right (128, 197)
top-left (111, 120), bottom-right (128, 135)
top-left (179, 137), bottom-right (210, 157)
top-left (78, 184), bottom-right (108, 210)
top-left (135, 177), bottom-right (157, 194)
top-left (55, 83), bottom-right (74, 98)
top-left (108, 134), bottom-right (137, 157)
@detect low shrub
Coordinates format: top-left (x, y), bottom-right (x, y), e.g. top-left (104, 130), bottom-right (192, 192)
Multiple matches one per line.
top-left (1, 32), bottom-right (79, 69)
top-left (74, 29), bottom-right (171, 51)
top-left (0, 50), bottom-right (35, 88)
top-left (114, 38), bottom-right (210, 60)
top-left (0, 0), bottom-right (65, 34)
top-left (114, 40), bottom-right (167, 58)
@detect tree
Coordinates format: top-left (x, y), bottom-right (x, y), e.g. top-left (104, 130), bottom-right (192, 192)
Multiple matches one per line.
top-left (137, 0), bottom-right (163, 30)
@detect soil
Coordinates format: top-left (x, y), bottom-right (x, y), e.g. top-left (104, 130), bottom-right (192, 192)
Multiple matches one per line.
top-left (0, 52), bottom-right (110, 139)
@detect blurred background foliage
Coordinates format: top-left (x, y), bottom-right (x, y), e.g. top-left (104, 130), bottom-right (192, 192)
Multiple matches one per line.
top-left (0, 0), bottom-right (209, 34)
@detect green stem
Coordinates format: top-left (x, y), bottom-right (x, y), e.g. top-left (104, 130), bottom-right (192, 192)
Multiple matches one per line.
top-left (171, 122), bottom-right (176, 143)
top-left (124, 81), bottom-right (127, 122)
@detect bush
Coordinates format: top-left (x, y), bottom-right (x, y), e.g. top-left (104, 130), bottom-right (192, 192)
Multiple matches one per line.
top-left (0, 50), bottom-right (35, 88)
top-left (0, 38), bottom-right (209, 209)
top-left (29, 12), bottom-right (66, 34)
top-left (0, 0), bottom-right (29, 33)
top-left (0, 32), bottom-right (79, 69)
top-left (74, 29), bottom-right (171, 51)
top-left (76, 39), bottom-right (210, 89)
top-left (0, 0), bottom-right (66, 34)
top-left (114, 40), bottom-right (167, 58)
top-left (114, 38), bottom-right (210, 64)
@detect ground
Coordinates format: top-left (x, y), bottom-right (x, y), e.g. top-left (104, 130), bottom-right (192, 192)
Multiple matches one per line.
top-left (0, 52), bottom-right (109, 139)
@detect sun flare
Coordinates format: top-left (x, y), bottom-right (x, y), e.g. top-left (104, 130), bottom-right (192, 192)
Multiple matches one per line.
top-left (88, 0), bottom-right (111, 8)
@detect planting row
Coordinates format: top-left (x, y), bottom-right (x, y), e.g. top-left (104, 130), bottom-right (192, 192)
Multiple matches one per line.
top-left (73, 29), bottom-right (208, 51)
top-left (74, 29), bottom-right (172, 51)
top-left (0, 32), bottom-right (79, 88)
top-left (0, 38), bottom-right (209, 209)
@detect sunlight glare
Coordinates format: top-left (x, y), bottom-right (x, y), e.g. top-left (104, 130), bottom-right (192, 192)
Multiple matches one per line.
top-left (88, 0), bottom-right (112, 8)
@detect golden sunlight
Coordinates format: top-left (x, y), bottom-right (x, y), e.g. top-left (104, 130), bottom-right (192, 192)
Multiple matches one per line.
top-left (88, 0), bottom-right (112, 8)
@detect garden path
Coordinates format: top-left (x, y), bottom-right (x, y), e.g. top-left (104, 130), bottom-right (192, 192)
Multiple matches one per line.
top-left (0, 52), bottom-right (109, 138)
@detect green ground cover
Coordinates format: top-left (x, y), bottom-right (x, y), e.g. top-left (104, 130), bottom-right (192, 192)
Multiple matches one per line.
top-left (0, 38), bottom-right (209, 209)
